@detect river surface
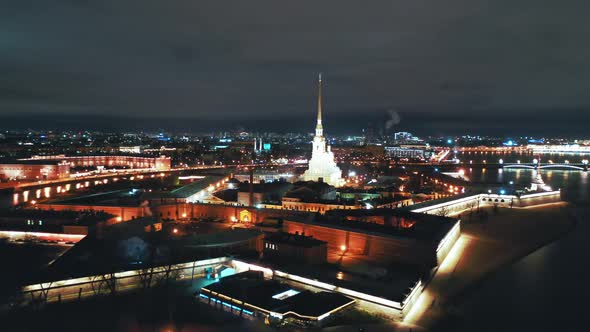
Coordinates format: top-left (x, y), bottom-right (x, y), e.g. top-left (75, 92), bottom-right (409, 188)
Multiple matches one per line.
top-left (437, 152), bottom-right (590, 331)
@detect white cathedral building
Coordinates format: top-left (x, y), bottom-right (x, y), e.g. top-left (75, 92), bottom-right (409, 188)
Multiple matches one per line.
top-left (302, 74), bottom-right (345, 187)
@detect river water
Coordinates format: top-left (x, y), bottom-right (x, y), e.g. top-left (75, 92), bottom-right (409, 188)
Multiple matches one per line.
top-left (436, 152), bottom-right (590, 331)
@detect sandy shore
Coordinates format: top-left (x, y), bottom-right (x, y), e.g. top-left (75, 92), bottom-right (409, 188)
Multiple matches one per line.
top-left (401, 202), bottom-right (574, 331)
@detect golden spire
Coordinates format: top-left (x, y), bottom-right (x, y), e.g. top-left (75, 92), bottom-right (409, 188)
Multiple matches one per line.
top-left (316, 73), bottom-right (323, 136)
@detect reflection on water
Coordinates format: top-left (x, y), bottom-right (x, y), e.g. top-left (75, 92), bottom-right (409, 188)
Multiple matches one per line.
top-left (465, 168), bottom-right (589, 202)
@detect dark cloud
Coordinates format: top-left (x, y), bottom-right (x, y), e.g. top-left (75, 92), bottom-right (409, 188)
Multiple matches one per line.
top-left (1, 0), bottom-right (589, 135)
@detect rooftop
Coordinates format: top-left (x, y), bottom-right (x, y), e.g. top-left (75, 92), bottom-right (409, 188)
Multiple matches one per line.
top-left (171, 175), bottom-right (226, 198)
top-left (264, 232), bottom-right (326, 248)
top-left (44, 189), bottom-right (146, 207)
top-left (237, 181), bottom-right (292, 193)
top-left (0, 158), bottom-right (66, 165)
top-left (202, 270), bottom-right (354, 319)
top-left (318, 208), bottom-right (458, 243)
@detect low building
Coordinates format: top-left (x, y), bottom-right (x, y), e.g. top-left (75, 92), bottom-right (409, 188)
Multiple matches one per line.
top-left (280, 182), bottom-right (359, 213)
top-left (285, 181), bottom-right (337, 201)
top-left (199, 270), bottom-right (355, 327)
top-left (385, 146), bottom-right (426, 159)
top-left (237, 182), bottom-right (293, 206)
top-left (263, 232), bottom-right (327, 264)
top-left (233, 169), bottom-right (296, 184)
top-left (280, 210), bottom-right (460, 268)
top-left (169, 176), bottom-right (229, 203)
top-left (281, 197), bottom-right (360, 214)
top-left (21, 154), bottom-right (171, 170)
top-left (0, 159), bottom-right (70, 181)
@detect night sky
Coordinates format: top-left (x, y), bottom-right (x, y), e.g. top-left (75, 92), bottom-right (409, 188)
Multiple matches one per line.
top-left (1, 0), bottom-right (589, 135)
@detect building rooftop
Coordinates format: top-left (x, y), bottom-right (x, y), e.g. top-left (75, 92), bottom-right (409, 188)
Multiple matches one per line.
top-left (237, 181), bottom-right (292, 193)
top-left (318, 208), bottom-right (458, 243)
top-left (0, 158), bottom-right (66, 165)
top-left (44, 189), bottom-right (146, 207)
top-left (202, 270), bottom-right (354, 319)
top-left (264, 232), bottom-right (326, 248)
top-left (171, 175), bottom-right (226, 198)
top-left (400, 193), bottom-right (475, 212)
top-left (233, 258), bottom-right (422, 305)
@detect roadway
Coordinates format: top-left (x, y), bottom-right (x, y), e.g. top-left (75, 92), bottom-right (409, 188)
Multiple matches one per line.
top-left (2, 165), bottom-right (227, 191)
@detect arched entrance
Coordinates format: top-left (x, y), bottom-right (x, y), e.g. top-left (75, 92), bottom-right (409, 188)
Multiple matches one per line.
top-left (239, 209), bottom-right (252, 223)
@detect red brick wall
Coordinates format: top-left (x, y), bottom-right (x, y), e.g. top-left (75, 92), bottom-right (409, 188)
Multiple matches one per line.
top-left (282, 220), bottom-right (436, 266)
top-left (152, 202), bottom-right (310, 224)
top-left (37, 204), bottom-right (150, 223)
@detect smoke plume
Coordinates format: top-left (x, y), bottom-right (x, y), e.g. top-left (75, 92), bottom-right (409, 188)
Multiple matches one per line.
top-left (385, 109), bottom-right (401, 130)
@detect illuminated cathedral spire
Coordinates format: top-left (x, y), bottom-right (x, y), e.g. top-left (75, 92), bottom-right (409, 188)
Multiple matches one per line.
top-left (303, 73), bottom-right (344, 187)
top-left (316, 73), bottom-right (323, 137)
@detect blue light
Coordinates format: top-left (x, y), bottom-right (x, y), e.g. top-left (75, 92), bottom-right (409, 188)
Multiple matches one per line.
top-left (434, 168), bottom-right (439, 172)
top-left (503, 140), bottom-right (517, 146)
top-left (243, 309), bottom-right (254, 315)
top-left (500, 189), bottom-right (506, 195)
top-left (447, 139), bottom-right (453, 144)
top-left (199, 294), bottom-right (209, 299)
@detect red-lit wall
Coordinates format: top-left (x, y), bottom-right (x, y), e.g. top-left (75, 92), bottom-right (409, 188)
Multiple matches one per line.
top-left (282, 220), bottom-right (436, 267)
top-left (0, 163), bottom-right (70, 180)
top-left (37, 203), bottom-right (151, 224)
top-left (23, 155), bottom-right (171, 170)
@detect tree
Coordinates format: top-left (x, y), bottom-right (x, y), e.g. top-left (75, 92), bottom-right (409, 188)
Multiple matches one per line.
top-left (467, 199), bottom-right (477, 213)
top-left (138, 267), bottom-right (155, 289)
top-left (90, 274), bottom-right (116, 296)
top-left (33, 281), bottom-right (53, 305)
top-left (437, 205), bottom-right (449, 217)
top-left (155, 264), bottom-right (180, 287)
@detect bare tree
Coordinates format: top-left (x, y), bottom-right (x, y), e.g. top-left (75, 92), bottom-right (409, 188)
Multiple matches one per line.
top-left (34, 282), bottom-right (53, 304)
top-left (138, 267), bottom-right (155, 289)
top-left (155, 264), bottom-right (180, 287)
top-left (437, 205), bottom-right (449, 217)
top-left (467, 199), bottom-right (477, 213)
top-left (104, 273), bottom-right (117, 295)
top-left (90, 274), bottom-right (117, 296)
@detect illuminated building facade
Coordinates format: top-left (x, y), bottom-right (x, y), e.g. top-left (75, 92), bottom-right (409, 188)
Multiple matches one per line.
top-left (0, 160), bottom-right (70, 180)
top-left (21, 155), bottom-right (171, 170)
top-left (385, 146), bottom-right (426, 159)
top-left (302, 74), bottom-right (344, 187)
